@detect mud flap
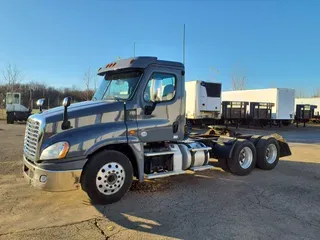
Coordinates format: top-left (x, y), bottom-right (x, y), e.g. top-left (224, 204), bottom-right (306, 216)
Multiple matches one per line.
top-left (270, 133), bottom-right (292, 158)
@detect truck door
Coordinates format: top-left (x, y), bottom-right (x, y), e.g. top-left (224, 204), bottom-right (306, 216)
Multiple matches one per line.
top-left (136, 66), bottom-right (184, 142)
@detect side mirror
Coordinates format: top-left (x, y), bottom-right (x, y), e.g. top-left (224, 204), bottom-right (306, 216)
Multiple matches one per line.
top-left (144, 97), bottom-right (158, 115)
top-left (144, 104), bottom-right (156, 115)
top-left (36, 98), bottom-right (45, 107)
top-left (36, 98), bottom-right (45, 113)
top-left (62, 97), bottom-right (71, 107)
top-left (61, 96), bottom-right (72, 130)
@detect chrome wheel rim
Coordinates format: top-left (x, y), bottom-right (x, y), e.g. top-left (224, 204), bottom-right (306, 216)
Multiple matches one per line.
top-left (266, 144), bottom-right (277, 164)
top-left (238, 147), bottom-right (253, 169)
top-left (96, 162), bottom-right (126, 195)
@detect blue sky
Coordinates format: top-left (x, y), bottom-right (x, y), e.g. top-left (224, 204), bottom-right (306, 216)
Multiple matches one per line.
top-left (0, 0), bottom-right (319, 93)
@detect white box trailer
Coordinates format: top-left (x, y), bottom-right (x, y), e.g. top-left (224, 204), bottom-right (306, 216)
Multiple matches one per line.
top-left (295, 98), bottom-right (320, 116)
top-left (185, 80), bottom-right (221, 121)
top-left (221, 88), bottom-right (295, 121)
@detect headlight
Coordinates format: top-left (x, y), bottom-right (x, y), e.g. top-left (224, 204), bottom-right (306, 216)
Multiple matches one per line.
top-left (40, 142), bottom-right (70, 160)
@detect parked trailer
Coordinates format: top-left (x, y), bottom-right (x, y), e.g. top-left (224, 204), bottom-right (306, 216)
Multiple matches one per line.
top-left (295, 98), bottom-right (320, 116)
top-left (22, 57), bottom-right (292, 204)
top-left (295, 104), bottom-right (317, 127)
top-left (221, 101), bottom-right (249, 128)
top-left (185, 80), bottom-right (221, 125)
top-left (249, 102), bottom-right (273, 127)
top-left (222, 88), bottom-right (295, 126)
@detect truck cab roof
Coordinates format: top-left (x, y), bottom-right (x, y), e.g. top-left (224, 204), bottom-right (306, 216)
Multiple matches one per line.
top-left (97, 56), bottom-right (184, 76)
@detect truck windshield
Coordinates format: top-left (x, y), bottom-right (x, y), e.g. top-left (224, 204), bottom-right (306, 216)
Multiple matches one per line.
top-left (93, 70), bottom-right (143, 101)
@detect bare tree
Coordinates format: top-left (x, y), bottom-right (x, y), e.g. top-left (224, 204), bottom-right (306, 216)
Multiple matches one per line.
top-left (312, 88), bottom-right (320, 98)
top-left (83, 67), bottom-right (93, 100)
top-left (93, 75), bottom-right (98, 92)
top-left (232, 71), bottom-right (247, 90)
top-left (2, 63), bottom-right (21, 92)
top-left (28, 81), bottom-right (39, 109)
top-left (296, 88), bottom-right (307, 98)
top-left (209, 66), bottom-right (220, 82)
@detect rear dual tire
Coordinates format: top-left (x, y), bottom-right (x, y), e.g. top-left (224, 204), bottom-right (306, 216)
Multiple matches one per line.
top-left (256, 137), bottom-right (280, 170)
top-left (218, 140), bottom-right (256, 176)
top-left (218, 137), bottom-right (280, 175)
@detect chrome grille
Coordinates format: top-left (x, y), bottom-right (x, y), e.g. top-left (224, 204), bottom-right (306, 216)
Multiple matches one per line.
top-left (24, 118), bottom-right (41, 161)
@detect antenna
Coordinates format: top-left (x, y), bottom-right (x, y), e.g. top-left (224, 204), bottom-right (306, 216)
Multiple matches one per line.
top-left (183, 24), bottom-right (186, 65)
top-left (133, 42), bottom-right (136, 57)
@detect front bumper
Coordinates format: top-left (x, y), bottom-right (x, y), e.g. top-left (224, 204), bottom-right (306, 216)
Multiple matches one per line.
top-left (23, 155), bottom-right (82, 191)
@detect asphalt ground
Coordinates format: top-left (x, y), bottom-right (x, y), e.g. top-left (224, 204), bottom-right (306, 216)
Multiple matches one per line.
top-left (0, 121), bottom-right (319, 240)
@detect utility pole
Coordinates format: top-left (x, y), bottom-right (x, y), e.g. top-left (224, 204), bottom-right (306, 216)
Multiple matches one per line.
top-left (183, 24), bottom-right (186, 65)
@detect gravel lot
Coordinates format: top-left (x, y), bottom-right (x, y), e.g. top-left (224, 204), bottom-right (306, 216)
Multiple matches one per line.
top-left (0, 121), bottom-right (319, 240)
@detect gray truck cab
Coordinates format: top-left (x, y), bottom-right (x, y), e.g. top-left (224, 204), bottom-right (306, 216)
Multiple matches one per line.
top-left (23, 57), bottom-right (191, 202)
top-left (23, 56), bottom-right (291, 204)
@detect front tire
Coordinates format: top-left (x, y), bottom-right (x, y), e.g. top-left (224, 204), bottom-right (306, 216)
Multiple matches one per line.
top-left (82, 150), bottom-right (133, 205)
top-left (256, 137), bottom-right (280, 170)
top-left (227, 140), bottom-right (256, 176)
top-left (7, 112), bottom-right (14, 124)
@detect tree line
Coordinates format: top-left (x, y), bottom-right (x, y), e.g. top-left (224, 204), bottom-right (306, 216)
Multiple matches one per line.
top-left (0, 64), bottom-right (96, 110)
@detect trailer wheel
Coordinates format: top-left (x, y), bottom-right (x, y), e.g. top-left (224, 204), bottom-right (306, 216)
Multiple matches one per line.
top-left (81, 150), bottom-right (133, 205)
top-left (228, 140), bottom-right (256, 176)
top-left (256, 137), bottom-right (280, 170)
top-left (6, 112), bottom-right (14, 124)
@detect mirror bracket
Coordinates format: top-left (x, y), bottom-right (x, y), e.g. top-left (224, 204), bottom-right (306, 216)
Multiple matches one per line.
top-left (144, 101), bottom-right (157, 115)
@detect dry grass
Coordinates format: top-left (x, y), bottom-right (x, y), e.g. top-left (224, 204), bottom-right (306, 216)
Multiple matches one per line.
top-left (0, 109), bottom-right (5, 120)
top-left (0, 109), bottom-right (40, 120)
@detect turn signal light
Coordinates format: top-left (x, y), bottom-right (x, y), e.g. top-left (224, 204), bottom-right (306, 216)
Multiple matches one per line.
top-left (105, 62), bottom-right (117, 68)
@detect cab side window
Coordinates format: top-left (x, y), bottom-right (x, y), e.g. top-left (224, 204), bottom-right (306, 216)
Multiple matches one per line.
top-left (144, 73), bottom-right (176, 102)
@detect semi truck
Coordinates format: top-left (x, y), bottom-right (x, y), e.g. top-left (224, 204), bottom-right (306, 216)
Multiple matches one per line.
top-left (22, 57), bottom-right (291, 204)
top-left (5, 92), bottom-right (32, 124)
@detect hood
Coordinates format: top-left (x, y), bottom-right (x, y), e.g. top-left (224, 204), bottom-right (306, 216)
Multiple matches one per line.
top-left (37, 100), bottom-right (125, 124)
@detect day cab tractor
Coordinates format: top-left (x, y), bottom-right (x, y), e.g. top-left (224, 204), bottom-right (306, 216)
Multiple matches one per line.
top-left (5, 92), bottom-right (32, 124)
top-left (22, 57), bottom-right (291, 204)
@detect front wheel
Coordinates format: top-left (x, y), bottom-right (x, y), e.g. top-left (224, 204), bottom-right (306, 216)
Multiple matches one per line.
top-left (7, 112), bottom-right (14, 124)
top-left (227, 140), bottom-right (257, 176)
top-left (81, 150), bottom-right (133, 205)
